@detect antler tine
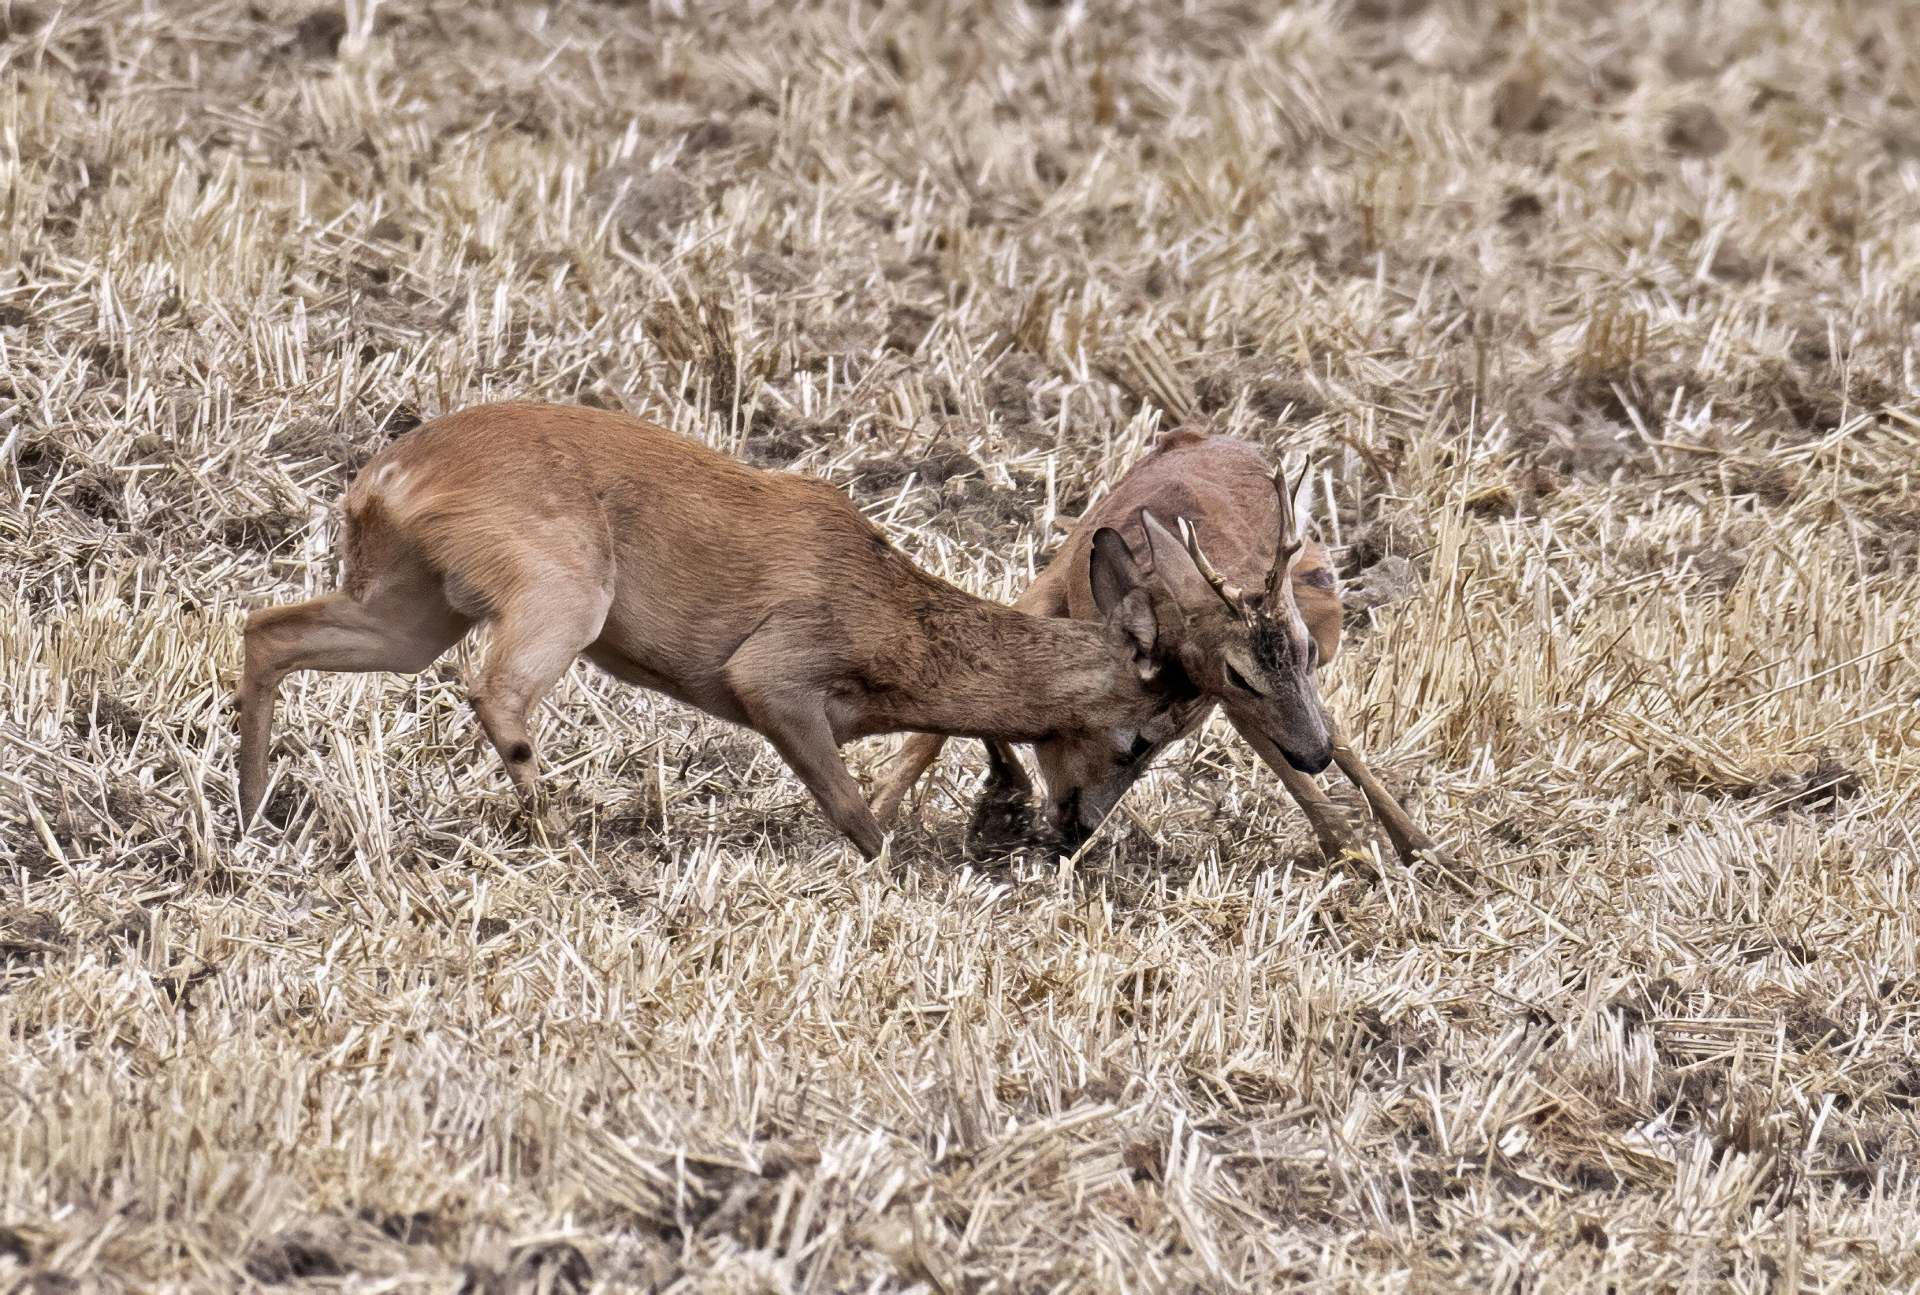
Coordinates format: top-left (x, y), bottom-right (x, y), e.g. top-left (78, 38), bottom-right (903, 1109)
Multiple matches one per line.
top-left (1176, 516), bottom-right (1249, 615)
top-left (1291, 459), bottom-right (1314, 528)
top-left (1265, 461), bottom-right (1310, 609)
top-left (1271, 467), bottom-right (1294, 545)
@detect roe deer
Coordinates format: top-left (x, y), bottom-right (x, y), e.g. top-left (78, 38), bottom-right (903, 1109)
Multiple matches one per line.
top-left (868, 427), bottom-right (1446, 867)
top-left (237, 402), bottom-right (1203, 859)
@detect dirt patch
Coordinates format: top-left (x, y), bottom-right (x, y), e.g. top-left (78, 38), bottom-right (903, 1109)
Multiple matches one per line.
top-left (72, 692), bottom-right (143, 740)
top-left (0, 909), bottom-right (67, 963)
top-left (587, 165), bottom-right (705, 242)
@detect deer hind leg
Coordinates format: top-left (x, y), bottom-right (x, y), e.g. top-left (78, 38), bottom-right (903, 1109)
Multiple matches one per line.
top-left (468, 595), bottom-right (610, 809)
top-left (868, 732), bottom-right (950, 827)
top-left (238, 588), bottom-right (470, 826)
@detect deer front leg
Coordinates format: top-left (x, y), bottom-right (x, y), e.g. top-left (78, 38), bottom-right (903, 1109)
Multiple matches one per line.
top-left (1327, 719), bottom-right (1451, 869)
top-left (966, 740), bottom-right (1036, 857)
top-left (869, 731), bottom-right (948, 827)
top-left (739, 689), bottom-right (887, 859)
top-left (1237, 724), bottom-right (1361, 866)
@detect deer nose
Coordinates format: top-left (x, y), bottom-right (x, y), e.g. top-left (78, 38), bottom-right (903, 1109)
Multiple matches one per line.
top-left (1048, 793), bottom-right (1091, 855)
top-left (1284, 745), bottom-right (1333, 776)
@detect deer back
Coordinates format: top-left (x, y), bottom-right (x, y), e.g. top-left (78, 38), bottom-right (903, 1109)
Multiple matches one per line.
top-left (345, 405), bottom-right (902, 688)
top-left (343, 403), bottom-right (1177, 747)
top-left (1025, 429), bottom-right (1341, 662)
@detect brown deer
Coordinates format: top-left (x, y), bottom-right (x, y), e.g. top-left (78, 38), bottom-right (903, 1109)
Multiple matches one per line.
top-left (236, 402), bottom-right (1234, 859)
top-left (868, 427), bottom-right (1446, 867)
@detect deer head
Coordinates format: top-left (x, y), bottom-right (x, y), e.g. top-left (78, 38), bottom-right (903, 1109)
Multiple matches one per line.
top-left (1031, 463), bottom-right (1334, 851)
top-left (1010, 528), bottom-right (1184, 848)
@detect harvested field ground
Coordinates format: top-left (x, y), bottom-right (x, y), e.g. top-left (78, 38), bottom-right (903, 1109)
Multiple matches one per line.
top-left (3, 0), bottom-right (1920, 1289)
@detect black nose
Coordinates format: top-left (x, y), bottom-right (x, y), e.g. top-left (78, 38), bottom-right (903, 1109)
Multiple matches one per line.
top-left (1043, 793), bottom-right (1092, 857)
top-left (1285, 747), bottom-right (1333, 775)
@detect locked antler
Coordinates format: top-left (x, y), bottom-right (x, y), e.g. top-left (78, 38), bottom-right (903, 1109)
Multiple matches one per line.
top-left (1176, 517), bottom-right (1248, 615)
top-left (1264, 462), bottom-right (1312, 611)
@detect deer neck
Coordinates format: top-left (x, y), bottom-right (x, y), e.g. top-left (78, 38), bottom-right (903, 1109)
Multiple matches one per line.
top-left (875, 601), bottom-right (1143, 743)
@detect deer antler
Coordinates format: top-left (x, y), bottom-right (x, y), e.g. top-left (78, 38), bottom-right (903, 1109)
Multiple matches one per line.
top-left (1176, 517), bottom-right (1249, 615)
top-left (1264, 462), bottom-right (1311, 611)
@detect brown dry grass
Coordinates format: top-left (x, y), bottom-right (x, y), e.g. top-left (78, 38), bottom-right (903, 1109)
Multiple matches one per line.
top-left (3, 0), bottom-right (1920, 1290)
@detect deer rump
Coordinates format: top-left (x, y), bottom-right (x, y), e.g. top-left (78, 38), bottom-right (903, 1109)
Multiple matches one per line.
top-left (236, 402), bottom-right (1199, 859)
top-left (869, 427), bottom-right (1445, 868)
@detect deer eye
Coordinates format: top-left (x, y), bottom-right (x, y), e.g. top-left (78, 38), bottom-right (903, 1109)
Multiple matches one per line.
top-left (1223, 661), bottom-right (1266, 696)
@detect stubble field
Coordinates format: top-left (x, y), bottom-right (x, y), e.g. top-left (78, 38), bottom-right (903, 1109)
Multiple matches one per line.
top-left (3, 1), bottom-right (1920, 1290)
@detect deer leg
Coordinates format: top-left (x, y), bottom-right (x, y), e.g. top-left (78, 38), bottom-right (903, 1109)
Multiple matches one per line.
top-left (1328, 720), bottom-right (1450, 869)
top-left (984, 740), bottom-right (1033, 797)
top-left (966, 740), bottom-right (1037, 856)
top-left (469, 599), bottom-right (608, 810)
top-left (739, 690), bottom-right (886, 859)
top-left (869, 731), bottom-right (949, 827)
top-left (1236, 724), bottom-right (1360, 865)
top-left (238, 589), bottom-right (469, 826)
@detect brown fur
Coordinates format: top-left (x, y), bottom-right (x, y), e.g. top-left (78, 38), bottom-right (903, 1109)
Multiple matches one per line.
top-left (237, 402), bottom-right (1193, 858)
top-left (1024, 429), bottom-right (1342, 655)
top-left (869, 428), bottom-right (1448, 867)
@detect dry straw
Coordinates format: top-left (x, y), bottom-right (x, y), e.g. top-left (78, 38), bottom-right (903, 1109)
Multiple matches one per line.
top-left (2, 0), bottom-right (1919, 1290)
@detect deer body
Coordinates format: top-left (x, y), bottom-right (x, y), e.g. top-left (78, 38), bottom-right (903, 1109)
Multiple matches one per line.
top-left (238, 402), bottom-right (1191, 858)
top-left (1020, 430), bottom-right (1342, 646)
top-left (870, 428), bottom-right (1445, 866)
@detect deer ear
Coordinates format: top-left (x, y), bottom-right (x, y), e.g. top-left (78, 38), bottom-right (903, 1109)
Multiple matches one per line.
top-left (1088, 527), bottom-right (1143, 616)
top-left (1115, 589), bottom-right (1160, 679)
